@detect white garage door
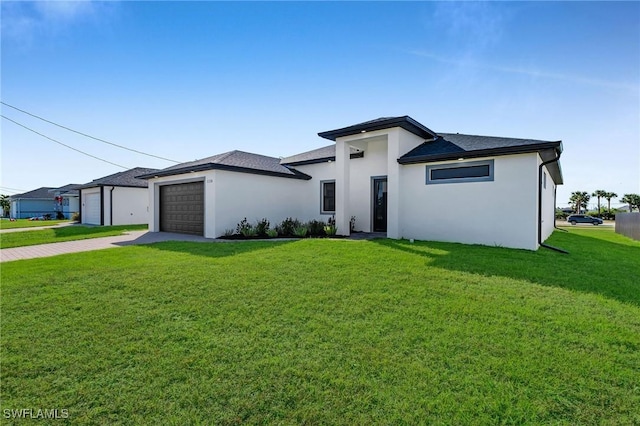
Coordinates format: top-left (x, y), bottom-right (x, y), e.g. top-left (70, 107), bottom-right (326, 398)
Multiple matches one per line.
top-left (84, 193), bottom-right (101, 225)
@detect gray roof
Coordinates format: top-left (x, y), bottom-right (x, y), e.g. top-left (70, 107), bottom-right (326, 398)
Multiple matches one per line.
top-left (399, 133), bottom-right (563, 184)
top-left (79, 167), bottom-right (158, 189)
top-left (318, 116), bottom-right (437, 141)
top-left (49, 184), bottom-right (81, 196)
top-left (280, 145), bottom-right (364, 166)
top-left (10, 187), bottom-right (56, 200)
top-left (137, 151), bottom-right (312, 180)
top-left (399, 133), bottom-right (562, 161)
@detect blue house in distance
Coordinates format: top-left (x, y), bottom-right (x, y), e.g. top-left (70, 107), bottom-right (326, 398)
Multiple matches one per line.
top-left (9, 187), bottom-right (56, 219)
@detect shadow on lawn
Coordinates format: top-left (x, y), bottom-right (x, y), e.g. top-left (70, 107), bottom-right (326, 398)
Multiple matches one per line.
top-left (137, 239), bottom-right (296, 259)
top-left (372, 231), bottom-right (640, 307)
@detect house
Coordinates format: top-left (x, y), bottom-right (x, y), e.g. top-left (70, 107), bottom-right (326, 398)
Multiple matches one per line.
top-left (49, 184), bottom-right (81, 219)
top-left (9, 187), bottom-right (56, 219)
top-left (78, 167), bottom-right (158, 226)
top-left (137, 116), bottom-right (563, 250)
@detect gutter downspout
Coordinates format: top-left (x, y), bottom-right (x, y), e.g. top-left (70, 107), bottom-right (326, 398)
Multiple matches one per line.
top-left (538, 150), bottom-right (568, 254)
top-left (109, 186), bottom-right (115, 226)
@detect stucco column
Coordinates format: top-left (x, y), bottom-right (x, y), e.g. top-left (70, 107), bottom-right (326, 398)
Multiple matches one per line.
top-left (335, 139), bottom-right (351, 236)
top-left (386, 130), bottom-right (401, 239)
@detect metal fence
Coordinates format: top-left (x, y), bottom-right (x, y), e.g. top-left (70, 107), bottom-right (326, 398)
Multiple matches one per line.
top-left (615, 212), bottom-right (640, 241)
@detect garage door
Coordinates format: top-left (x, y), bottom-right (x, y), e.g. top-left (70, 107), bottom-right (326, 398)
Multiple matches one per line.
top-left (160, 182), bottom-right (204, 235)
top-left (84, 193), bottom-right (101, 225)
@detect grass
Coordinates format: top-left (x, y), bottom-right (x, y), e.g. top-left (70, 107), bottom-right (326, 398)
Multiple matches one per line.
top-left (1, 228), bottom-right (639, 424)
top-left (0, 219), bottom-right (70, 229)
top-left (0, 224), bottom-right (148, 248)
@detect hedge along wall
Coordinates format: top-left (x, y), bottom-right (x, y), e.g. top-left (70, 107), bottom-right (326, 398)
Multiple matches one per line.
top-left (615, 212), bottom-right (640, 241)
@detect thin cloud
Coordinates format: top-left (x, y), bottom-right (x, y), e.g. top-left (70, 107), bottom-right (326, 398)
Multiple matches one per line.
top-left (409, 50), bottom-right (639, 94)
top-left (1, 1), bottom-right (117, 44)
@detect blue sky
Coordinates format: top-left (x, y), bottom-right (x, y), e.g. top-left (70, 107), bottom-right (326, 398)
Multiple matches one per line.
top-left (1, 1), bottom-right (638, 209)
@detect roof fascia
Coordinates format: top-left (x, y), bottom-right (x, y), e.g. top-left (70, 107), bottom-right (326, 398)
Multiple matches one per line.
top-left (398, 141), bottom-right (562, 165)
top-left (319, 116), bottom-right (436, 141)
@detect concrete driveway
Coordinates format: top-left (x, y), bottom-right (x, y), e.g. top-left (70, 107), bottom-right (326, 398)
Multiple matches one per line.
top-left (0, 231), bottom-right (215, 263)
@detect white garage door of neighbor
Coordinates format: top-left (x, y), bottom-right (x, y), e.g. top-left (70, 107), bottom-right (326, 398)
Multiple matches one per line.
top-left (84, 193), bottom-right (101, 225)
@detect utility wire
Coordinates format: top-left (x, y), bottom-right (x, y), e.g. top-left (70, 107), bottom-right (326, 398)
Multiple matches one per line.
top-left (2, 114), bottom-right (129, 170)
top-left (1, 101), bottom-right (181, 163)
top-left (0, 186), bottom-right (28, 192)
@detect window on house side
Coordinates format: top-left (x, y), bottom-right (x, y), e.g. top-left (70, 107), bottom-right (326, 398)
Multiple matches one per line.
top-left (426, 160), bottom-right (494, 184)
top-left (321, 181), bottom-right (335, 213)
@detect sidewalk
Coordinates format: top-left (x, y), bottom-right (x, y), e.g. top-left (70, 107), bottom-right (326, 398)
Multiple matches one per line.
top-left (0, 221), bottom-right (77, 234)
top-left (0, 231), bottom-right (214, 263)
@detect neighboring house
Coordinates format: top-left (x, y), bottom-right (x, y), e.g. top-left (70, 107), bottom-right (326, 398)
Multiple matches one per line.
top-left (49, 184), bottom-right (81, 219)
top-left (9, 187), bottom-right (56, 219)
top-left (138, 116), bottom-right (563, 250)
top-left (78, 167), bottom-right (158, 226)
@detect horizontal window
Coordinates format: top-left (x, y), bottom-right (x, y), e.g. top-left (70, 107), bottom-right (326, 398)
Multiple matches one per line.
top-left (426, 160), bottom-right (494, 184)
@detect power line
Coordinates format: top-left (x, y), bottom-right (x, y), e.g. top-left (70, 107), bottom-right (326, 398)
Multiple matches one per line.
top-left (1, 101), bottom-right (181, 163)
top-left (0, 186), bottom-right (28, 192)
top-left (1, 114), bottom-right (129, 170)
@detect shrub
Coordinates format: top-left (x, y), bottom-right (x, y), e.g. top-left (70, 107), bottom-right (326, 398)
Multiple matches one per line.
top-left (307, 220), bottom-right (325, 237)
top-left (222, 229), bottom-right (235, 237)
top-left (236, 218), bottom-right (251, 235)
top-left (324, 224), bottom-right (337, 236)
top-left (240, 226), bottom-right (257, 237)
top-left (293, 226), bottom-right (308, 237)
top-left (71, 212), bottom-right (80, 222)
top-left (276, 217), bottom-right (300, 237)
top-left (266, 229), bottom-right (278, 238)
top-left (255, 218), bottom-right (270, 237)
top-left (350, 216), bottom-right (356, 232)
top-left (56, 211), bottom-right (65, 220)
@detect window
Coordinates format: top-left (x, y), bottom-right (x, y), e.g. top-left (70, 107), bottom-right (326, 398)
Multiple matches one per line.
top-left (321, 181), bottom-right (335, 213)
top-left (426, 160), bottom-right (494, 184)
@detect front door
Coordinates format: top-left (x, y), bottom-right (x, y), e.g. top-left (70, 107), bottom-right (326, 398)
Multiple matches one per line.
top-left (372, 177), bottom-right (387, 232)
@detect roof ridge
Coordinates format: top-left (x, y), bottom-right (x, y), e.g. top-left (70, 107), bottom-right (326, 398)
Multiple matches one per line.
top-left (212, 150), bottom-right (238, 164)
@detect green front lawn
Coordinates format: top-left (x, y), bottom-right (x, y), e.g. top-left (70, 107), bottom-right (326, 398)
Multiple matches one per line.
top-left (0, 224), bottom-right (148, 248)
top-left (1, 228), bottom-right (639, 424)
top-left (0, 219), bottom-right (71, 229)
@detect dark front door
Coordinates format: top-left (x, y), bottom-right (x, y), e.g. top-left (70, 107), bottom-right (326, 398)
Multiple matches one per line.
top-left (372, 177), bottom-right (387, 232)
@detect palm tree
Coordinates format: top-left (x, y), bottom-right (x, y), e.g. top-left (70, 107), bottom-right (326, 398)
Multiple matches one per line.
top-left (592, 190), bottom-right (607, 217)
top-left (621, 194), bottom-right (640, 212)
top-left (604, 191), bottom-right (617, 213)
top-left (570, 191), bottom-right (590, 214)
top-left (0, 194), bottom-right (10, 218)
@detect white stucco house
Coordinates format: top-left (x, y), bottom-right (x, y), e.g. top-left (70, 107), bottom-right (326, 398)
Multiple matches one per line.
top-left (78, 167), bottom-right (158, 226)
top-left (137, 116), bottom-right (563, 250)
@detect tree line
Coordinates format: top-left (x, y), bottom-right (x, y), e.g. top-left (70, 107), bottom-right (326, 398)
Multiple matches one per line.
top-left (569, 191), bottom-right (640, 217)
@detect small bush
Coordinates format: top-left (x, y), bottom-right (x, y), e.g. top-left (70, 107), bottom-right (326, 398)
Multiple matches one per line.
top-left (223, 229), bottom-right (235, 237)
top-left (56, 211), bottom-right (65, 220)
top-left (350, 216), bottom-right (356, 232)
top-left (256, 218), bottom-right (270, 237)
top-left (266, 229), bottom-right (278, 238)
top-left (307, 220), bottom-right (325, 237)
top-left (293, 226), bottom-right (308, 237)
top-left (276, 217), bottom-right (301, 237)
top-left (324, 225), bottom-right (337, 236)
top-left (71, 212), bottom-right (80, 222)
top-left (240, 226), bottom-right (257, 237)
top-left (236, 218), bottom-right (251, 235)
